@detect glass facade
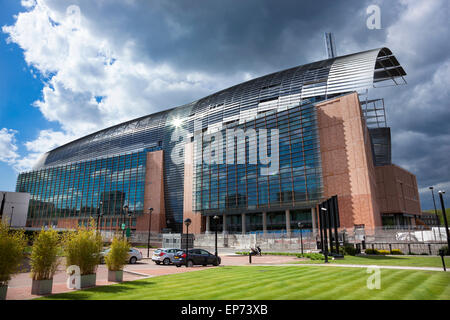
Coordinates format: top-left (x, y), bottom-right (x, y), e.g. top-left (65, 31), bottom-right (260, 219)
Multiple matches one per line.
top-left (17, 48), bottom-right (405, 231)
top-left (16, 149), bottom-right (151, 228)
top-left (193, 101), bottom-right (323, 216)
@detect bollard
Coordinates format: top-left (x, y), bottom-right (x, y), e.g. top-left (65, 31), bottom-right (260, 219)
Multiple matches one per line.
top-left (249, 252), bottom-right (252, 264)
top-left (408, 243), bottom-right (411, 255)
top-left (428, 244), bottom-right (432, 255)
top-left (389, 244), bottom-right (392, 252)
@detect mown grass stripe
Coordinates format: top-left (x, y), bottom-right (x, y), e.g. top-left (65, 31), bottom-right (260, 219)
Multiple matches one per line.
top-left (39, 266), bottom-right (450, 300)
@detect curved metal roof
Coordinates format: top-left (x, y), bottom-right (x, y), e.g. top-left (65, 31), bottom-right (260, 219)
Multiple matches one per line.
top-left (32, 47), bottom-right (406, 170)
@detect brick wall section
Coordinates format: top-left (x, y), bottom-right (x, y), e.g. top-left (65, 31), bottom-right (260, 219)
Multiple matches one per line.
top-left (316, 93), bottom-right (381, 229)
top-left (375, 164), bottom-right (421, 215)
top-left (138, 150), bottom-right (166, 232)
top-left (56, 218), bottom-right (78, 229)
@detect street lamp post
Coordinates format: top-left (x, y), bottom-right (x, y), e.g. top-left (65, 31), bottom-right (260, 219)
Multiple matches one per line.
top-left (147, 208), bottom-right (153, 258)
top-left (321, 206), bottom-right (329, 263)
top-left (127, 211), bottom-right (132, 238)
top-left (9, 206), bottom-right (14, 228)
top-left (96, 201), bottom-right (103, 232)
top-left (429, 187), bottom-right (440, 226)
top-left (438, 191), bottom-right (450, 250)
top-left (123, 205), bottom-right (128, 238)
top-left (184, 218), bottom-right (192, 267)
top-left (213, 215), bottom-right (219, 259)
top-left (298, 222), bottom-right (304, 255)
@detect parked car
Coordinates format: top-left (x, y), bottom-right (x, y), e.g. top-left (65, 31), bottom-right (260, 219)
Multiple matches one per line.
top-left (395, 232), bottom-right (418, 242)
top-left (173, 249), bottom-right (221, 267)
top-left (100, 247), bottom-right (143, 264)
top-left (152, 248), bottom-right (180, 265)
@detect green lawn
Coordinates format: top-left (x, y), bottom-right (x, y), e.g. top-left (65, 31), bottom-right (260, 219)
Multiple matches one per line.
top-left (38, 266), bottom-right (450, 300)
top-left (294, 255), bottom-right (450, 268)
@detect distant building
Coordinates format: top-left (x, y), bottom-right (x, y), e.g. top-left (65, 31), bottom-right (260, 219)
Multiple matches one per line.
top-left (0, 191), bottom-right (30, 228)
top-left (16, 47), bottom-right (421, 233)
top-left (420, 212), bottom-right (440, 227)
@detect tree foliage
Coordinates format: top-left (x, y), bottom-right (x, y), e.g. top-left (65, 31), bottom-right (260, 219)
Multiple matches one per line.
top-left (0, 222), bottom-right (27, 285)
top-left (30, 228), bottom-right (61, 280)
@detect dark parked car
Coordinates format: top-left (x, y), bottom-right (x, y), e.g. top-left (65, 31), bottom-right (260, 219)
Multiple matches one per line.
top-left (173, 249), bottom-right (221, 267)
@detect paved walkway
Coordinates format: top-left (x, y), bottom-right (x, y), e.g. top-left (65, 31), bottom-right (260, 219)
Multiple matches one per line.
top-left (225, 262), bottom-right (449, 272)
top-left (279, 263), bottom-right (448, 272)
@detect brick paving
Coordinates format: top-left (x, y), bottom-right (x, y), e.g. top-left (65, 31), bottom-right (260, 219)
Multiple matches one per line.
top-left (6, 264), bottom-right (145, 300)
top-left (5, 254), bottom-right (298, 300)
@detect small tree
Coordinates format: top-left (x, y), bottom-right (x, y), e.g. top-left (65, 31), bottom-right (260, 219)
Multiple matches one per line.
top-left (0, 221), bottom-right (27, 286)
top-left (105, 237), bottom-right (130, 271)
top-left (62, 220), bottom-right (103, 275)
top-left (30, 228), bottom-right (61, 281)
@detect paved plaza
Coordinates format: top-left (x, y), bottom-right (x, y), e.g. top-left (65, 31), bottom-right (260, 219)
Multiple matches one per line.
top-left (5, 250), bottom-right (298, 300)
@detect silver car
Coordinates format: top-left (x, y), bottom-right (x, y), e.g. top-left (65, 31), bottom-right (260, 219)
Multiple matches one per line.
top-left (152, 248), bottom-right (179, 265)
top-left (100, 247), bottom-right (143, 264)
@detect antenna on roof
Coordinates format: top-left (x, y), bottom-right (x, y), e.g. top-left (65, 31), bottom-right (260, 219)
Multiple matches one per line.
top-left (324, 32), bottom-right (337, 59)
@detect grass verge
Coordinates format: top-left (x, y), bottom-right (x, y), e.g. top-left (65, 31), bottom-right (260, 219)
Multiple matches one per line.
top-left (38, 266), bottom-right (450, 300)
top-left (293, 255), bottom-right (450, 268)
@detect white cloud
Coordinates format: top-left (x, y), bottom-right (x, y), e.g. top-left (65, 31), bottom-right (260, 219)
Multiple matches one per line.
top-left (0, 128), bottom-right (20, 165)
top-left (2, 0), bottom-right (251, 170)
top-left (0, 128), bottom-right (75, 173)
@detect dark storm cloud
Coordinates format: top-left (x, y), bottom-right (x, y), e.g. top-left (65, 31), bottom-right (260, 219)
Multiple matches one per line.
top-left (48, 0), bottom-right (386, 75)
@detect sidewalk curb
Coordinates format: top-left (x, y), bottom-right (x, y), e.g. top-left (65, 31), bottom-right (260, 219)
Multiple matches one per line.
top-left (122, 270), bottom-right (154, 278)
top-left (261, 263), bottom-right (449, 272)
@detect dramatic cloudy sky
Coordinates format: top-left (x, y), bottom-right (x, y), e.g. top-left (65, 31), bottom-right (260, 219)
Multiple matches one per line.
top-left (0, 0), bottom-right (448, 209)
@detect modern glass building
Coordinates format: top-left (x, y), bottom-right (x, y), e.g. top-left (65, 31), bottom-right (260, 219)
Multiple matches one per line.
top-left (16, 47), bottom-right (422, 233)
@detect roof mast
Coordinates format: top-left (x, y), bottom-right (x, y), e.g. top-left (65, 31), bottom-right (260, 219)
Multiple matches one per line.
top-left (324, 32), bottom-right (337, 59)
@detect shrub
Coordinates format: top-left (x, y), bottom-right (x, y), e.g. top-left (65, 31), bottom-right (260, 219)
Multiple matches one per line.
top-left (296, 253), bottom-right (326, 260)
top-left (390, 249), bottom-right (403, 255)
top-left (30, 228), bottom-right (61, 281)
top-left (62, 222), bottom-right (103, 275)
top-left (105, 237), bottom-right (130, 271)
top-left (364, 248), bottom-right (378, 255)
top-left (340, 244), bottom-right (357, 256)
top-left (0, 221), bottom-right (27, 286)
top-left (377, 249), bottom-right (390, 255)
top-left (439, 246), bottom-right (449, 256)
